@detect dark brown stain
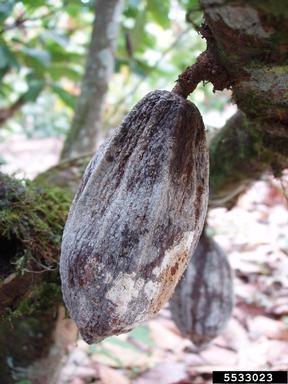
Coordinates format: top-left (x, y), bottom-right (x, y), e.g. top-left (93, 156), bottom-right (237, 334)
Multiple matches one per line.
top-left (194, 183), bottom-right (204, 224)
top-left (150, 250), bottom-right (188, 315)
top-left (68, 248), bottom-right (100, 288)
top-left (170, 262), bottom-right (179, 276)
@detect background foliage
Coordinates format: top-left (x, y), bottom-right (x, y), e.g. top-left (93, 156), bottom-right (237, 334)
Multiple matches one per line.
top-left (0, 0), bottom-right (230, 141)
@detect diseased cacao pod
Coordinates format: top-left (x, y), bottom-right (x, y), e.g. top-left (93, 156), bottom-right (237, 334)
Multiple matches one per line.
top-left (170, 232), bottom-right (234, 347)
top-left (60, 90), bottom-right (209, 344)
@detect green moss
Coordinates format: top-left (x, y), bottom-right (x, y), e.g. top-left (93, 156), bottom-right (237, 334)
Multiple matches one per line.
top-left (246, 0), bottom-right (288, 17)
top-left (266, 65), bottom-right (288, 75)
top-left (233, 89), bottom-right (271, 118)
top-left (207, 110), bottom-right (287, 206)
top-left (229, 0), bottom-right (288, 17)
top-left (0, 173), bottom-right (71, 278)
top-left (0, 282), bottom-right (61, 380)
top-left (5, 282), bottom-right (62, 321)
top-left (209, 113), bottom-right (260, 198)
top-left (242, 116), bottom-right (288, 174)
top-left (34, 154), bottom-right (90, 193)
top-left (243, 64), bottom-right (288, 76)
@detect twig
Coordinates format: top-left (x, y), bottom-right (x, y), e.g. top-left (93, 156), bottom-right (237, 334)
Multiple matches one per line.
top-left (107, 27), bottom-right (191, 120)
top-left (172, 49), bottom-right (231, 98)
top-left (0, 6), bottom-right (62, 34)
top-left (278, 173), bottom-right (288, 205)
top-left (0, 96), bottom-right (25, 127)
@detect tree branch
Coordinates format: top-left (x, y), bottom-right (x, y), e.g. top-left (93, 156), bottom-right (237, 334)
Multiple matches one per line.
top-left (60, 0), bottom-right (124, 160)
top-left (0, 96), bottom-right (25, 126)
top-left (172, 48), bottom-right (231, 98)
top-left (209, 111), bottom-right (268, 208)
top-left (200, 0), bottom-right (288, 175)
top-left (0, 7), bottom-right (61, 34)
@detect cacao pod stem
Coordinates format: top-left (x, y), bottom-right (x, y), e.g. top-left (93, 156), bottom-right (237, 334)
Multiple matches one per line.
top-left (172, 49), bottom-right (231, 98)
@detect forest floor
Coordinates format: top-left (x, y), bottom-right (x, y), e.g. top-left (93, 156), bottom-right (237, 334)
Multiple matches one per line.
top-left (1, 136), bottom-right (288, 384)
top-left (57, 174), bottom-right (288, 384)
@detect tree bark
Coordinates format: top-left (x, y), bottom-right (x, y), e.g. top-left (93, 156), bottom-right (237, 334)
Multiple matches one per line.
top-left (0, 304), bottom-right (77, 384)
top-left (0, 173), bottom-right (71, 383)
top-left (35, 154), bottom-right (92, 195)
top-left (209, 112), bottom-right (267, 207)
top-left (60, 0), bottom-right (124, 160)
top-left (0, 96), bottom-right (25, 127)
top-left (200, 0), bottom-right (288, 206)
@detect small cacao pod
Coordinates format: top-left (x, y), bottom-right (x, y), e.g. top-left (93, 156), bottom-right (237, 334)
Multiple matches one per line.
top-left (60, 90), bottom-right (209, 343)
top-left (170, 232), bottom-right (234, 347)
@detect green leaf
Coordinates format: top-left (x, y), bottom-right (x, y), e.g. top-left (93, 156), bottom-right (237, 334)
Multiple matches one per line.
top-left (130, 59), bottom-right (153, 77)
top-left (23, 76), bottom-right (45, 102)
top-left (20, 48), bottom-right (51, 67)
top-left (106, 336), bottom-right (139, 351)
top-left (90, 344), bottom-right (123, 367)
top-left (0, 68), bottom-right (8, 81)
top-left (48, 65), bottom-right (81, 81)
top-left (46, 42), bottom-right (83, 64)
top-left (124, 0), bottom-right (142, 18)
top-left (17, 47), bottom-right (51, 76)
top-left (0, 40), bottom-right (18, 70)
top-left (15, 381), bottom-right (32, 384)
top-left (52, 84), bottom-right (76, 109)
top-left (141, 31), bottom-right (157, 50)
top-left (147, 0), bottom-right (170, 28)
top-left (21, 0), bottom-right (46, 7)
top-left (127, 0), bottom-right (142, 7)
top-left (114, 58), bottom-right (130, 72)
top-left (0, 46), bottom-right (10, 69)
top-left (129, 11), bottom-right (147, 53)
top-left (0, 82), bottom-right (13, 97)
top-left (179, 0), bottom-right (199, 8)
top-left (0, 0), bottom-right (16, 23)
top-left (40, 31), bottom-right (69, 48)
top-left (65, 1), bottom-right (92, 17)
top-left (129, 325), bottom-right (155, 348)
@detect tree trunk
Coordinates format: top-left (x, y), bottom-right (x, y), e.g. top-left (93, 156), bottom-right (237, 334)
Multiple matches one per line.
top-left (0, 304), bottom-right (77, 384)
top-left (209, 112), bottom-right (267, 208)
top-left (200, 0), bottom-right (288, 206)
top-left (60, 0), bottom-right (124, 160)
top-left (0, 96), bottom-right (25, 127)
top-left (35, 154), bottom-right (92, 195)
top-left (0, 173), bottom-right (72, 383)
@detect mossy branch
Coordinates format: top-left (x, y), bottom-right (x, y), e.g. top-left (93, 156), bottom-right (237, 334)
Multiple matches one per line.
top-left (0, 173), bottom-right (71, 318)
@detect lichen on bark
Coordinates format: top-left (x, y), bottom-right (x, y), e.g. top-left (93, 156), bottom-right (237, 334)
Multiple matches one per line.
top-left (199, 0), bottom-right (288, 206)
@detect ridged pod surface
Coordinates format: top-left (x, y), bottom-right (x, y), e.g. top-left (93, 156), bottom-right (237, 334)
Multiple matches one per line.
top-left (170, 232), bottom-right (234, 347)
top-left (60, 90), bottom-right (209, 343)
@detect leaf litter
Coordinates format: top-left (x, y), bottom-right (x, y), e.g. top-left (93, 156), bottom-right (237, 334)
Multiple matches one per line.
top-left (57, 174), bottom-right (288, 384)
top-left (1, 137), bottom-right (287, 383)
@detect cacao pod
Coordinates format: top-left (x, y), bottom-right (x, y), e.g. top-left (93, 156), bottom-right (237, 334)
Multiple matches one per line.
top-left (170, 232), bottom-right (234, 347)
top-left (60, 90), bottom-right (209, 343)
